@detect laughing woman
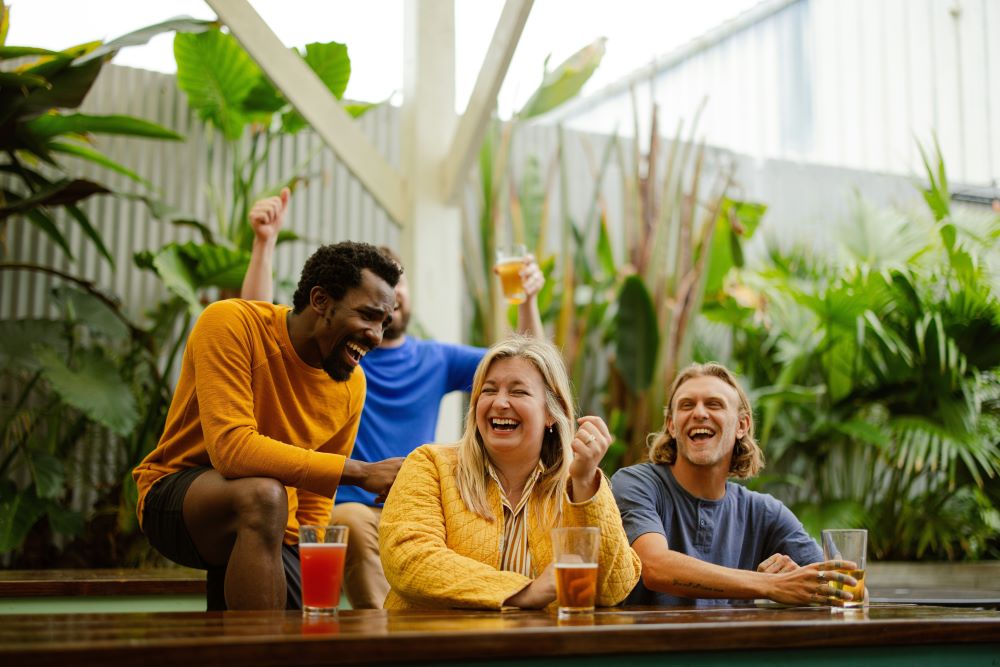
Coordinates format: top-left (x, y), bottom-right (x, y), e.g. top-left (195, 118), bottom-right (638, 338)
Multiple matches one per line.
top-left (378, 336), bottom-right (641, 610)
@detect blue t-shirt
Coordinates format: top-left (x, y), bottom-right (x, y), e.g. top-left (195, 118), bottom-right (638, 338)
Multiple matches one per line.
top-left (335, 336), bottom-right (484, 506)
top-left (611, 462), bottom-right (823, 607)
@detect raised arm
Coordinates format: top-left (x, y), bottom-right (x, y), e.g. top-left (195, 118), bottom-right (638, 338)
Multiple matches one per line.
top-left (515, 254), bottom-right (544, 338)
top-left (633, 533), bottom-right (858, 606)
top-left (241, 188), bottom-right (290, 303)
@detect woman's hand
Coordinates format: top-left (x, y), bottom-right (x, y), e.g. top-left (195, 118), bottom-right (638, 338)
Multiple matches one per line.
top-left (503, 562), bottom-right (556, 609)
top-left (567, 416), bottom-right (612, 502)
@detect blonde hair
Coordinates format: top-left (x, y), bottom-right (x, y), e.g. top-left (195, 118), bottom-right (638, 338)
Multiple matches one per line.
top-left (456, 335), bottom-right (574, 524)
top-left (647, 362), bottom-right (763, 479)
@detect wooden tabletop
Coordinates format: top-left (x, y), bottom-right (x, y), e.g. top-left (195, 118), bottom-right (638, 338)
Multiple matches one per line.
top-left (2, 604), bottom-right (1000, 666)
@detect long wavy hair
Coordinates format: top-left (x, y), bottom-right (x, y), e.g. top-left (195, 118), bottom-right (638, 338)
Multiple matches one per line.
top-left (647, 362), bottom-right (763, 479)
top-left (455, 336), bottom-right (575, 524)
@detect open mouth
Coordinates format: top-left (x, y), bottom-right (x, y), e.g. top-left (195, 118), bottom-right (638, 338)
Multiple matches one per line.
top-left (345, 341), bottom-right (369, 364)
top-left (688, 427), bottom-right (715, 442)
top-left (490, 417), bottom-right (520, 433)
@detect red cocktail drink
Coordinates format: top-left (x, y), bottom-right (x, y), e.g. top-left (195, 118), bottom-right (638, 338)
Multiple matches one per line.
top-left (299, 525), bottom-right (349, 615)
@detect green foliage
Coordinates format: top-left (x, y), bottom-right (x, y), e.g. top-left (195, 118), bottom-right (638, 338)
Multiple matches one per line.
top-left (0, 284), bottom-right (182, 562)
top-left (0, 10), bottom-right (211, 267)
top-left (0, 6), bottom-right (209, 564)
top-left (464, 51), bottom-right (761, 468)
top-left (707, 143), bottom-right (1000, 560)
top-left (137, 27), bottom-right (358, 313)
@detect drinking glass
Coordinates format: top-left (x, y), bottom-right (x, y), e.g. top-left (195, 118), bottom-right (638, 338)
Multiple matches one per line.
top-left (821, 528), bottom-right (867, 611)
top-left (494, 244), bottom-right (527, 305)
top-left (551, 526), bottom-right (600, 616)
top-left (299, 525), bottom-right (349, 615)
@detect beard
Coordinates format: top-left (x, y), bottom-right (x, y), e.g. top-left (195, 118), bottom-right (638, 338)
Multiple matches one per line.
top-left (382, 309), bottom-right (410, 341)
top-left (321, 342), bottom-right (356, 382)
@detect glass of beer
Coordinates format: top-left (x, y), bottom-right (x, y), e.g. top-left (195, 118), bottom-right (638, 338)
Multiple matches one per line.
top-left (551, 526), bottom-right (600, 616)
top-left (821, 528), bottom-right (866, 611)
top-left (495, 244), bottom-right (527, 305)
top-left (299, 525), bottom-right (349, 615)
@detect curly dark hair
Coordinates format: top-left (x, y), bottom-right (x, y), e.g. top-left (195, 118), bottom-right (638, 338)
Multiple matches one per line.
top-left (291, 242), bottom-right (402, 313)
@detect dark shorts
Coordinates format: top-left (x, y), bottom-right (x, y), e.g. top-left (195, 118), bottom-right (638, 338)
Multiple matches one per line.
top-left (142, 466), bottom-right (302, 611)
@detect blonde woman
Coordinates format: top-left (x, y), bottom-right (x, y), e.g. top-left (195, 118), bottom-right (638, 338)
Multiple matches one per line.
top-left (379, 336), bottom-right (641, 609)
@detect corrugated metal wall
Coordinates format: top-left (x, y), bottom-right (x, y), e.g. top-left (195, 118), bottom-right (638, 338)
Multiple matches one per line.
top-left (2, 56), bottom-right (935, 533)
top-left (560, 0), bottom-right (1000, 187)
top-left (2, 65), bottom-right (401, 322)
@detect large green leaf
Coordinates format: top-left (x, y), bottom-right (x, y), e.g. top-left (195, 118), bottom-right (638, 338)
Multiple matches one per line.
top-left (27, 113), bottom-right (183, 140)
top-left (51, 284), bottom-right (130, 345)
top-left (21, 205), bottom-right (72, 259)
top-left (21, 57), bottom-right (103, 112)
top-left (179, 241), bottom-right (250, 289)
top-left (64, 203), bottom-right (114, 267)
top-left (75, 17), bottom-right (219, 65)
top-left (516, 38), bottom-right (605, 121)
top-left (27, 450), bottom-right (65, 500)
top-left (0, 486), bottom-right (46, 553)
top-left (44, 501), bottom-right (85, 537)
top-left (0, 178), bottom-right (110, 217)
top-left (0, 319), bottom-right (67, 373)
top-left (614, 275), bottom-right (659, 393)
top-left (0, 46), bottom-right (59, 60)
top-left (49, 140), bottom-right (152, 188)
top-left (0, 70), bottom-right (46, 88)
top-left (36, 346), bottom-right (138, 436)
top-left (150, 244), bottom-right (202, 316)
top-left (280, 40), bottom-right (352, 134)
top-left (704, 198), bottom-right (765, 297)
top-left (174, 30), bottom-right (259, 141)
top-left (303, 41), bottom-right (350, 99)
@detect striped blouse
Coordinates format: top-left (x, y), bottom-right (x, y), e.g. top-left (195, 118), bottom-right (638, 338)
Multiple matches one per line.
top-left (488, 462), bottom-right (544, 577)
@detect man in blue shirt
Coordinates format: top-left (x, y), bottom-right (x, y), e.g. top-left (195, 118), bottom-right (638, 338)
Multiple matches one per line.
top-left (611, 362), bottom-right (860, 607)
top-left (242, 189), bottom-right (545, 607)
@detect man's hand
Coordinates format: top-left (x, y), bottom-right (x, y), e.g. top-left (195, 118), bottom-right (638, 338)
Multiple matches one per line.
top-left (248, 187), bottom-right (290, 245)
top-left (567, 416), bottom-right (612, 502)
top-left (520, 254), bottom-right (545, 299)
top-left (503, 562), bottom-right (556, 609)
top-left (764, 559), bottom-right (859, 606)
top-left (757, 553), bottom-right (797, 574)
top-left (342, 457), bottom-right (404, 502)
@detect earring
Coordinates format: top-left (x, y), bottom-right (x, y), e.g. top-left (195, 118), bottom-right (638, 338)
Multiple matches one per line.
top-left (546, 424), bottom-right (555, 434)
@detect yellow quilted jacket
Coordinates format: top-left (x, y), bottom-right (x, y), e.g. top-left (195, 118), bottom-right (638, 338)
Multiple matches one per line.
top-left (379, 444), bottom-right (642, 610)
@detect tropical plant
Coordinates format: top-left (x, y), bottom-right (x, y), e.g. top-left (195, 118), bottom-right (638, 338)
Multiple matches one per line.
top-left (466, 76), bottom-right (763, 472)
top-left (135, 27), bottom-right (373, 315)
top-left (0, 5), bottom-right (214, 563)
top-left (705, 141), bottom-right (1000, 560)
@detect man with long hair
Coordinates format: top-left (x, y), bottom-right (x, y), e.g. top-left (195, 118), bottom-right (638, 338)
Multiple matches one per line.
top-left (612, 362), bottom-right (860, 607)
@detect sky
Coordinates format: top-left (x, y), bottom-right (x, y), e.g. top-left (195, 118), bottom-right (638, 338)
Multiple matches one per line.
top-left (6, 0), bottom-right (760, 116)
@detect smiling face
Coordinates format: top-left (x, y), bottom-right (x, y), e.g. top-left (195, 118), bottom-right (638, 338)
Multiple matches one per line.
top-left (667, 374), bottom-right (750, 471)
top-left (315, 268), bottom-right (395, 381)
top-left (382, 272), bottom-right (411, 342)
top-left (475, 356), bottom-right (552, 466)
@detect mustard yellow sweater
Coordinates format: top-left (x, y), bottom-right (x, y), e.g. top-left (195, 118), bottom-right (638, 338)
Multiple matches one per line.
top-left (134, 300), bottom-right (365, 544)
top-left (379, 444), bottom-right (641, 610)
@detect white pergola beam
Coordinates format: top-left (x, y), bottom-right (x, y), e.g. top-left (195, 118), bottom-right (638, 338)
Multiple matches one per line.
top-left (205, 0), bottom-right (407, 225)
top-left (442, 0), bottom-right (533, 204)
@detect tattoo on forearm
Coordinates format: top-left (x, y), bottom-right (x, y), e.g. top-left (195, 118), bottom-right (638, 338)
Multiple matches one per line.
top-left (670, 579), bottom-right (726, 593)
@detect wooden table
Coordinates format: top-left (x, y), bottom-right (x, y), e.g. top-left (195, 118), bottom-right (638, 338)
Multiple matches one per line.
top-left (2, 604), bottom-right (999, 667)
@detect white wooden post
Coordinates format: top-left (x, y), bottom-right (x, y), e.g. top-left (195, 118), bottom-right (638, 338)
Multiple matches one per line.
top-left (401, 0), bottom-right (466, 441)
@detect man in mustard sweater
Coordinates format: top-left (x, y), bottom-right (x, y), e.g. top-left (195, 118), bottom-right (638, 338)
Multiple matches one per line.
top-left (133, 242), bottom-right (403, 611)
